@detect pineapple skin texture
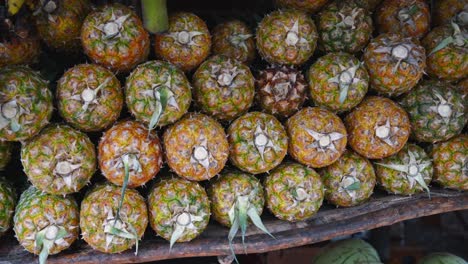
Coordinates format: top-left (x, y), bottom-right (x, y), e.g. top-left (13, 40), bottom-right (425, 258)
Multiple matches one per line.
top-left (255, 66), bottom-right (307, 118)
top-left (345, 96), bottom-right (411, 159)
top-left (256, 9), bottom-right (318, 65)
top-left (400, 80), bottom-right (466, 143)
top-left (375, 144), bottom-right (433, 195)
top-left (431, 135), bottom-right (468, 191)
top-left (375, 0), bottom-right (430, 39)
top-left (125, 60), bottom-right (192, 127)
top-left (80, 183), bottom-right (148, 253)
top-left (208, 171), bottom-right (264, 227)
top-left (148, 176), bottom-right (210, 243)
top-left (275, 0), bottom-right (329, 14)
top-left (308, 52), bottom-right (369, 112)
top-left (264, 162), bottom-right (324, 222)
top-left (35, 0), bottom-right (90, 52)
top-left (57, 64), bottom-right (123, 132)
top-left (212, 20), bottom-right (256, 64)
top-left (81, 4), bottom-right (150, 72)
top-left (163, 113), bottom-right (229, 181)
top-left (0, 179), bottom-right (16, 236)
top-left (228, 112), bottom-right (288, 174)
top-left (155, 12), bottom-right (211, 72)
top-left (21, 125), bottom-right (96, 195)
top-left (422, 24), bottom-right (468, 82)
top-left (0, 66), bottom-right (53, 142)
top-left (0, 142), bottom-right (12, 170)
top-left (98, 120), bottom-right (163, 188)
top-left (14, 186), bottom-right (79, 255)
top-left (286, 107), bottom-right (347, 168)
top-left (0, 31), bottom-right (40, 67)
top-left (320, 150), bottom-right (376, 207)
top-left (317, 1), bottom-right (373, 54)
top-left (363, 33), bottom-right (426, 96)
top-left (193, 55), bottom-right (254, 121)
top-left (432, 0), bottom-right (467, 27)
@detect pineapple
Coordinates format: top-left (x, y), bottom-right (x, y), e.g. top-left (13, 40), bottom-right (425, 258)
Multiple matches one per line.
top-left (212, 20), bottom-right (255, 64)
top-left (125, 60), bottom-right (192, 131)
top-left (81, 4), bottom-right (150, 72)
top-left (0, 66), bottom-right (53, 142)
top-left (163, 113), bottom-right (229, 181)
top-left (0, 141), bottom-right (12, 170)
top-left (148, 175), bottom-right (210, 248)
top-left (0, 14), bottom-right (40, 67)
top-left (264, 162), bottom-right (324, 222)
top-left (275, 0), bottom-right (329, 14)
top-left (228, 112), bottom-right (288, 174)
top-left (400, 80), bottom-right (466, 143)
top-left (193, 55), bottom-right (254, 122)
top-left (208, 170), bottom-right (272, 255)
top-left (433, 0), bottom-right (467, 27)
top-left (0, 179), bottom-right (16, 236)
top-left (345, 96), bottom-right (411, 159)
top-left (256, 9), bottom-right (318, 65)
top-left (286, 107), bottom-right (347, 168)
top-left (320, 150), bottom-right (376, 207)
top-left (98, 120), bottom-right (163, 188)
top-left (374, 144), bottom-right (432, 196)
top-left (80, 183), bottom-right (148, 254)
top-left (33, 0), bottom-right (90, 52)
top-left (21, 125), bottom-right (96, 195)
top-left (308, 52), bottom-right (368, 112)
top-left (317, 1), bottom-right (373, 54)
top-left (154, 12), bottom-right (211, 72)
top-left (14, 186), bottom-right (79, 263)
top-left (363, 33), bottom-right (426, 97)
top-left (375, 0), bottom-right (430, 39)
top-left (422, 22), bottom-right (468, 82)
top-left (255, 65), bottom-right (307, 118)
top-left (57, 63), bottom-right (123, 132)
top-left (431, 134), bottom-right (467, 191)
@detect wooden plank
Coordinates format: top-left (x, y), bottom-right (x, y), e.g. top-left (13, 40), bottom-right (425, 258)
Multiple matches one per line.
top-left (0, 189), bottom-right (466, 264)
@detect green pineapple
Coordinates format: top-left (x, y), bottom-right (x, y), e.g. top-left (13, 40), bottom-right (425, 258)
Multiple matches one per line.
top-left (0, 141), bottom-right (12, 170)
top-left (228, 112), bottom-right (288, 174)
top-left (317, 1), bottom-right (373, 54)
top-left (431, 135), bottom-right (467, 191)
top-left (80, 183), bottom-right (148, 254)
top-left (320, 150), bottom-right (376, 207)
top-left (14, 186), bottom-right (79, 264)
top-left (57, 64), bottom-right (123, 132)
top-left (193, 55), bottom-right (254, 122)
top-left (125, 60), bottom-right (192, 131)
top-left (148, 176), bottom-right (210, 249)
top-left (308, 52), bottom-right (369, 112)
top-left (0, 179), bottom-right (16, 236)
top-left (21, 125), bottom-right (96, 195)
top-left (374, 144), bottom-right (433, 196)
top-left (212, 20), bottom-right (255, 64)
top-left (0, 66), bottom-right (53, 142)
top-left (264, 162), bottom-right (324, 222)
top-left (400, 80), bottom-right (466, 143)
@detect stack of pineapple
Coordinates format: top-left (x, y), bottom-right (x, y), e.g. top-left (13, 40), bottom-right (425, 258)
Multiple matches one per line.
top-left (0, 0), bottom-right (466, 262)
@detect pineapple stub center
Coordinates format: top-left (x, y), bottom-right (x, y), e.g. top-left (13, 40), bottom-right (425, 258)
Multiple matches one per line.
top-left (375, 125), bottom-right (390, 139)
top-left (176, 212), bottom-right (191, 226)
top-left (319, 135), bottom-right (331, 148)
top-left (44, 225), bottom-right (59, 240)
top-left (43, 0), bottom-right (58, 13)
top-left (397, 8), bottom-right (411, 22)
top-left (193, 146), bottom-right (208, 161)
top-left (103, 22), bottom-right (120, 38)
top-left (81, 88), bottom-right (96, 102)
top-left (177, 31), bottom-right (190, 45)
top-left (285, 31), bottom-right (299, 46)
top-left (217, 73), bottom-right (234, 86)
top-left (343, 16), bottom-right (355, 27)
top-left (392, 45), bottom-right (409, 60)
top-left (408, 164), bottom-right (419, 176)
top-left (339, 71), bottom-right (353, 85)
top-left (1, 101), bottom-right (18, 119)
top-left (294, 187), bottom-right (308, 201)
top-left (55, 161), bottom-right (73, 175)
top-left (437, 104), bottom-right (452, 118)
top-left (255, 133), bottom-right (269, 147)
top-left (342, 176), bottom-right (355, 187)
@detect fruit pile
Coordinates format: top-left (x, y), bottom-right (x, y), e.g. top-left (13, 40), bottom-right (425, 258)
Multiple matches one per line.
top-left (0, 0), bottom-right (467, 263)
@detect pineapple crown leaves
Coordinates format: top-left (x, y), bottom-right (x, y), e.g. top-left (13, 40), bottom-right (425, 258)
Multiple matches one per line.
top-left (229, 33), bottom-right (253, 52)
top-left (69, 77), bottom-right (112, 115)
top-left (375, 149), bottom-right (431, 197)
top-left (94, 9), bottom-right (131, 41)
top-left (190, 134), bottom-right (217, 176)
top-left (284, 20), bottom-right (308, 47)
top-left (285, 178), bottom-right (316, 209)
top-left (339, 166), bottom-right (364, 201)
top-left (35, 225), bottom-right (68, 264)
top-left (429, 91), bottom-right (461, 123)
top-left (52, 159), bottom-right (82, 191)
top-left (302, 126), bottom-right (345, 153)
top-left (396, 4), bottom-right (420, 25)
top-left (0, 99), bottom-right (26, 132)
top-left (227, 189), bottom-right (274, 263)
top-left (261, 66), bottom-right (304, 102)
top-left (209, 62), bottom-right (243, 88)
top-left (253, 122), bottom-right (282, 161)
top-left (373, 119), bottom-right (400, 147)
top-left (114, 153), bottom-right (141, 227)
top-left (102, 206), bottom-right (140, 256)
top-left (145, 74), bottom-right (177, 133)
top-left (33, 0), bottom-right (59, 23)
top-left (168, 203), bottom-right (207, 250)
top-left (336, 7), bottom-right (361, 30)
top-left (429, 22), bottom-right (468, 56)
top-left (168, 17), bottom-right (204, 46)
top-left (327, 62), bottom-right (363, 104)
top-left (372, 38), bottom-right (423, 73)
